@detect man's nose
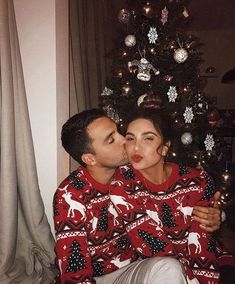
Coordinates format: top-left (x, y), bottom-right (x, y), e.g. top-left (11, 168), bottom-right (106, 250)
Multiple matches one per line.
top-left (119, 134), bottom-right (126, 145)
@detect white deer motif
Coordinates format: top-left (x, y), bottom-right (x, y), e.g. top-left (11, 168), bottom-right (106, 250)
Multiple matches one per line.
top-left (146, 204), bottom-right (163, 228)
top-left (175, 196), bottom-right (193, 223)
top-left (109, 194), bottom-right (134, 213)
top-left (188, 232), bottom-right (201, 254)
top-left (90, 212), bottom-right (99, 233)
top-left (108, 203), bottom-right (119, 225)
top-left (110, 255), bottom-right (131, 269)
top-left (59, 184), bottom-right (86, 219)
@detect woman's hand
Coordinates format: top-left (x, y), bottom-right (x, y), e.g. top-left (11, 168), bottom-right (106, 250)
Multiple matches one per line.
top-left (193, 191), bottom-right (221, 232)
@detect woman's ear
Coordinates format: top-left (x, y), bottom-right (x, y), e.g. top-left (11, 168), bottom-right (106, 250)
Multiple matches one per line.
top-left (81, 153), bottom-right (96, 166)
top-left (162, 141), bottom-right (171, 156)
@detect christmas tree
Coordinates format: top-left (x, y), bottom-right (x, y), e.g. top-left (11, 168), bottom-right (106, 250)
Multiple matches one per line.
top-left (97, 206), bottom-right (109, 231)
top-left (99, 0), bottom-right (232, 205)
top-left (66, 240), bottom-right (86, 273)
top-left (138, 229), bottom-right (167, 254)
top-left (161, 202), bottom-right (176, 228)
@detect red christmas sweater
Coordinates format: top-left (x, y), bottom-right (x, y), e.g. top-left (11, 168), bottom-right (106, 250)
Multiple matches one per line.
top-left (110, 163), bottom-right (235, 284)
top-left (53, 167), bottom-right (138, 284)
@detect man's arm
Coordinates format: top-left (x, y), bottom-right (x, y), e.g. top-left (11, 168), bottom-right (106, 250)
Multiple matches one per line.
top-left (193, 191), bottom-right (221, 232)
top-left (53, 183), bottom-right (94, 284)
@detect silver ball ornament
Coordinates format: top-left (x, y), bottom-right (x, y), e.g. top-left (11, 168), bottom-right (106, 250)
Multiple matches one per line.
top-left (181, 132), bottom-right (193, 145)
top-left (124, 35), bottom-right (136, 47)
top-left (174, 48), bottom-right (188, 63)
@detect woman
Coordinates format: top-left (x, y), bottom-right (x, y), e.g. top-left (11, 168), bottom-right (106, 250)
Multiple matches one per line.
top-left (110, 107), bottom-right (235, 284)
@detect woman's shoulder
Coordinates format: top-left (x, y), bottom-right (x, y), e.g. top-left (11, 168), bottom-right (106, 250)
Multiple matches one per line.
top-left (170, 162), bottom-right (205, 178)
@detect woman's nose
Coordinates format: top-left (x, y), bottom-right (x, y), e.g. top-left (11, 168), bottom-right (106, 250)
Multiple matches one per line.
top-left (134, 140), bottom-right (140, 150)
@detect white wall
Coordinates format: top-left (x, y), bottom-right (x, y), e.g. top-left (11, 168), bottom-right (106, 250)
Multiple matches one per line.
top-left (14, 0), bottom-right (69, 232)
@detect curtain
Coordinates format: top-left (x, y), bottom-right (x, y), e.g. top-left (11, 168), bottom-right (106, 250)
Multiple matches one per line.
top-left (0, 0), bottom-right (56, 283)
top-left (69, 0), bottom-right (113, 115)
top-left (69, 0), bottom-right (117, 170)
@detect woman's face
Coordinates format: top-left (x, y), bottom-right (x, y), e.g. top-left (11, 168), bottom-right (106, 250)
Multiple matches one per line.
top-left (125, 118), bottom-right (168, 171)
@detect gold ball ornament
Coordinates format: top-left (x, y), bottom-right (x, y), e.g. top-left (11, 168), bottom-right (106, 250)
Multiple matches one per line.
top-left (142, 2), bottom-right (154, 18)
top-left (118, 9), bottom-right (131, 24)
top-left (122, 82), bottom-right (132, 96)
top-left (221, 170), bottom-right (232, 184)
top-left (141, 94), bottom-right (162, 109)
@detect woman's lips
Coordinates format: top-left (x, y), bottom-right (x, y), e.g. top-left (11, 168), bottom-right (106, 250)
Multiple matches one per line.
top-left (131, 154), bottom-right (143, 163)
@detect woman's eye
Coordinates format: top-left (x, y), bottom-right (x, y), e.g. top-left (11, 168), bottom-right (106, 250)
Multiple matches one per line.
top-left (125, 136), bottom-right (134, 141)
top-left (145, 137), bottom-right (154, 141)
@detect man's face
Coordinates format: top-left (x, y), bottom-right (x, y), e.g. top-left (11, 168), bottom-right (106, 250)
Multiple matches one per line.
top-left (87, 117), bottom-right (127, 169)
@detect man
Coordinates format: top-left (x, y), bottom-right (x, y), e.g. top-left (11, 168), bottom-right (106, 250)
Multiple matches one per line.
top-left (53, 109), bottom-right (221, 284)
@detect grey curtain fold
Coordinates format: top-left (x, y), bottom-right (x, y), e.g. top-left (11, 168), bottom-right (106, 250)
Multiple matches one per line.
top-left (69, 0), bottom-right (110, 115)
top-left (0, 0), bottom-right (56, 283)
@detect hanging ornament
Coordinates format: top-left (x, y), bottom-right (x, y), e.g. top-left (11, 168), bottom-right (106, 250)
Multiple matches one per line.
top-left (147, 27), bottom-right (158, 44)
top-left (174, 48), bottom-right (188, 63)
top-left (182, 7), bottom-right (190, 18)
top-left (164, 75), bottom-right (173, 82)
top-left (142, 2), bottom-right (153, 18)
top-left (205, 66), bottom-right (216, 74)
top-left (207, 109), bottom-right (219, 127)
top-left (103, 105), bottom-right (120, 124)
top-left (181, 132), bottom-right (193, 145)
top-left (139, 94), bottom-right (162, 109)
top-left (128, 58), bottom-right (160, 81)
top-left (120, 49), bottom-right (128, 58)
top-left (204, 134), bottom-right (215, 151)
top-left (118, 8), bottom-right (131, 24)
top-left (122, 82), bottom-right (132, 96)
top-left (149, 47), bottom-right (156, 54)
top-left (124, 35), bottom-right (136, 47)
top-left (137, 94), bottom-right (148, 106)
top-left (221, 169), bottom-right (232, 184)
top-left (194, 93), bottom-right (208, 115)
top-left (183, 107), bottom-right (194, 123)
top-left (161, 6), bottom-right (168, 25)
top-left (100, 86), bottom-right (113, 97)
top-left (180, 85), bottom-right (191, 95)
top-left (167, 86), bottom-right (178, 102)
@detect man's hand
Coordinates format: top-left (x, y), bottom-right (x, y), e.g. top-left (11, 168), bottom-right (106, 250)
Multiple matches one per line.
top-left (192, 191), bottom-right (221, 232)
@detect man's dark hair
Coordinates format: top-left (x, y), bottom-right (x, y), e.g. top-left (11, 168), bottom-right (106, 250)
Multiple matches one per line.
top-left (61, 109), bottom-right (107, 167)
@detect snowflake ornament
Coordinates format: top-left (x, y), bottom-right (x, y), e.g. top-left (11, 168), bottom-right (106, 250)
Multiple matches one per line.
top-left (147, 27), bottom-right (158, 44)
top-left (204, 134), bottom-right (215, 151)
top-left (183, 107), bottom-right (194, 123)
top-left (167, 86), bottom-right (178, 102)
top-left (101, 87), bottom-right (113, 97)
top-left (161, 6), bottom-right (168, 25)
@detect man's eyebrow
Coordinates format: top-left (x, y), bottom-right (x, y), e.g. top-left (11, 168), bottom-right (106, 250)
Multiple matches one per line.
top-left (104, 130), bottom-right (115, 142)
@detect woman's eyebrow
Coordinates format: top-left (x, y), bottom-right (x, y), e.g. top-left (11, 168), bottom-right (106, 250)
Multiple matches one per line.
top-left (142, 131), bottom-right (158, 136)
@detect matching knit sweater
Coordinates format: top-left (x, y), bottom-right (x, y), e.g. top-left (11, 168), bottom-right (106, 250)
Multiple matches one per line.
top-left (53, 167), bottom-right (138, 284)
top-left (110, 163), bottom-right (235, 284)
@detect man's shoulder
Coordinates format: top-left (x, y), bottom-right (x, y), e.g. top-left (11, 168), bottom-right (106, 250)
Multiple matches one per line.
top-left (56, 166), bottom-right (91, 194)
